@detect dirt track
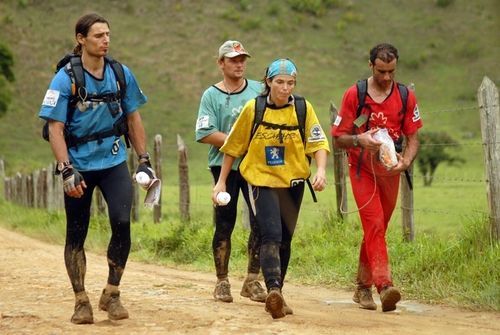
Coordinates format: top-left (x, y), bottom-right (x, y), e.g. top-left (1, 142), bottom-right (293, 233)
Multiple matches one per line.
top-left (0, 226), bottom-right (498, 335)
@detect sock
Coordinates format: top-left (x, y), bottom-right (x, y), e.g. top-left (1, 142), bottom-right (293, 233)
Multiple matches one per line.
top-left (105, 284), bottom-right (119, 294)
top-left (246, 273), bottom-right (258, 281)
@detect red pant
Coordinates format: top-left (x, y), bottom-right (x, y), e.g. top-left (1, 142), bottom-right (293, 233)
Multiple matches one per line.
top-left (349, 160), bottom-right (400, 293)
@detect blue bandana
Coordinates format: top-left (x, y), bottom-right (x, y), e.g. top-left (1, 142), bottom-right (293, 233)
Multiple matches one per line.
top-left (266, 59), bottom-right (297, 78)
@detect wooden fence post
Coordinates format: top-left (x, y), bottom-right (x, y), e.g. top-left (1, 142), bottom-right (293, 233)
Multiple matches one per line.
top-left (477, 76), bottom-right (500, 242)
top-left (153, 134), bottom-right (163, 223)
top-left (128, 151), bottom-right (140, 222)
top-left (38, 168), bottom-right (48, 209)
top-left (400, 83), bottom-right (415, 242)
top-left (329, 102), bottom-right (348, 219)
top-left (177, 134), bottom-right (190, 221)
top-left (4, 177), bottom-right (11, 202)
top-left (0, 159), bottom-right (4, 182)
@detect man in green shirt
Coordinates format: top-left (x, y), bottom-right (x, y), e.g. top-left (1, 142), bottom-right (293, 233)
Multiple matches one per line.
top-left (195, 40), bottom-right (266, 303)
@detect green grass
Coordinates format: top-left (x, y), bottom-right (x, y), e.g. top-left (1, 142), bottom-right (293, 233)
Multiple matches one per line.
top-left (0, 0), bottom-right (498, 174)
top-left (0, 196), bottom-right (498, 311)
top-left (0, 0), bottom-right (498, 312)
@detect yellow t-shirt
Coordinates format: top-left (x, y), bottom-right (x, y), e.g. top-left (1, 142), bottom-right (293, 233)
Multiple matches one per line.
top-left (220, 98), bottom-right (330, 188)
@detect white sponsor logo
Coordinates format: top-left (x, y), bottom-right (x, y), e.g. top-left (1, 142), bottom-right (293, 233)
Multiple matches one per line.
top-left (196, 115), bottom-right (210, 130)
top-left (308, 124), bottom-right (326, 143)
top-left (412, 105), bottom-right (421, 122)
top-left (42, 89), bottom-right (60, 107)
top-left (333, 115), bottom-right (342, 126)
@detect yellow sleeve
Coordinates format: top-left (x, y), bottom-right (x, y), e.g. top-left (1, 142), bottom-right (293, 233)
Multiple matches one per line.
top-left (304, 101), bottom-right (330, 155)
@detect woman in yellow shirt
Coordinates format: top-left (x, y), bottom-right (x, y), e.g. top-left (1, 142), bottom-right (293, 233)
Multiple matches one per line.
top-left (213, 58), bottom-right (329, 319)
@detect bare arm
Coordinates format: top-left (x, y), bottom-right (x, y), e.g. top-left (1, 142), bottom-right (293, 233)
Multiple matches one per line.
top-left (311, 149), bottom-right (328, 191)
top-left (211, 154), bottom-right (236, 204)
top-left (126, 111), bottom-right (148, 157)
top-left (392, 132), bottom-right (419, 173)
top-left (199, 131), bottom-right (227, 148)
top-left (48, 120), bottom-right (86, 197)
top-left (48, 120), bottom-right (70, 163)
top-left (334, 128), bottom-right (382, 154)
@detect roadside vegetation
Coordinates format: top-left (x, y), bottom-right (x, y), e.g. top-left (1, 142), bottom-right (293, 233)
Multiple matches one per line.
top-left (0, 0), bottom-right (498, 312)
top-left (0, 195), bottom-right (498, 311)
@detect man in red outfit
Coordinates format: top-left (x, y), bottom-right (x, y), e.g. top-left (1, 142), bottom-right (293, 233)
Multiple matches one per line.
top-left (331, 43), bottom-right (422, 312)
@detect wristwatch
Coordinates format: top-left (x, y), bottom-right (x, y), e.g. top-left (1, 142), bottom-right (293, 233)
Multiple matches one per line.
top-left (352, 135), bottom-right (359, 147)
top-left (138, 152), bottom-right (150, 163)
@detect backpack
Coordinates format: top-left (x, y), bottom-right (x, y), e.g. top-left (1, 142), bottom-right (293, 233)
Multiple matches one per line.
top-left (354, 79), bottom-right (413, 189)
top-left (41, 54), bottom-right (129, 148)
top-left (251, 94), bottom-right (317, 202)
top-left (355, 79), bottom-right (408, 152)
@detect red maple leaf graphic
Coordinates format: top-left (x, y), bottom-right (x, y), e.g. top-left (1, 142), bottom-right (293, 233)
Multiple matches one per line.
top-left (369, 112), bottom-right (387, 128)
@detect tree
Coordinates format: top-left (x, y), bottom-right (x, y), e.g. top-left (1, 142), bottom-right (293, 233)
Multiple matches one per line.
top-left (0, 42), bottom-right (15, 117)
top-left (416, 131), bottom-right (465, 186)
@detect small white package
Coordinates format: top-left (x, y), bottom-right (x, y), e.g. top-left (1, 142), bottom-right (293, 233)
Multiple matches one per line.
top-left (373, 128), bottom-right (398, 169)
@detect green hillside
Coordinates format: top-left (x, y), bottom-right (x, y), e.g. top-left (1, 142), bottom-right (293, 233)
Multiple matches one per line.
top-left (0, 0), bottom-right (499, 180)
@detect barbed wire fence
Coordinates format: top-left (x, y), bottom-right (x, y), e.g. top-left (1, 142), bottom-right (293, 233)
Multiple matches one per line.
top-left (2, 78), bottom-right (499, 242)
top-left (329, 76), bottom-right (499, 242)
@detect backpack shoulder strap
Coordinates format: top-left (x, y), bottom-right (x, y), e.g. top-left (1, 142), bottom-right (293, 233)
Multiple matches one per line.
top-left (397, 82), bottom-right (408, 116)
top-left (293, 94), bottom-right (307, 144)
top-left (105, 55), bottom-right (127, 99)
top-left (68, 56), bottom-right (85, 94)
top-left (252, 95), bottom-right (267, 138)
top-left (60, 55), bottom-right (85, 126)
top-left (356, 79), bottom-right (367, 118)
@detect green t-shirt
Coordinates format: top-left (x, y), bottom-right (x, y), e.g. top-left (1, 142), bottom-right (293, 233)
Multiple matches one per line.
top-left (195, 79), bottom-right (262, 170)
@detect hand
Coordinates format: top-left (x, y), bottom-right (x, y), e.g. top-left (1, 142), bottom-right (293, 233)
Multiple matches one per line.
top-left (311, 167), bottom-right (327, 192)
top-left (388, 153), bottom-right (410, 175)
top-left (62, 166), bottom-right (86, 197)
top-left (359, 128), bottom-right (382, 154)
top-left (135, 161), bottom-right (156, 180)
top-left (212, 182), bottom-right (226, 206)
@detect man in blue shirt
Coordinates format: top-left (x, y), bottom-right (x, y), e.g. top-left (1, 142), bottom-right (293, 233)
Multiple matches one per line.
top-left (195, 40), bottom-right (266, 304)
top-left (39, 13), bottom-right (153, 324)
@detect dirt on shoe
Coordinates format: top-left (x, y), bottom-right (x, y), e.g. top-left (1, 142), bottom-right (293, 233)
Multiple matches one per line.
top-left (99, 289), bottom-right (129, 320)
top-left (283, 299), bottom-right (293, 315)
top-left (213, 280), bottom-right (233, 303)
top-left (71, 294), bottom-right (94, 325)
top-left (265, 289), bottom-right (286, 319)
top-left (353, 287), bottom-right (377, 311)
top-left (240, 279), bottom-right (267, 303)
top-left (380, 286), bottom-right (401, 312)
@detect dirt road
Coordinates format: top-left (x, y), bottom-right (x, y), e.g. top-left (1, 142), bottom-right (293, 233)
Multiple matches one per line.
top-left (0, 227), bottom-right (498, 335)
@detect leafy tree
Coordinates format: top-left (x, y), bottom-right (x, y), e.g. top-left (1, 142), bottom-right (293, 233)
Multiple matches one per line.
top-left (416, 131), bottom-right (465, 186)
top-left (0, 42), bottom-right (15, 117)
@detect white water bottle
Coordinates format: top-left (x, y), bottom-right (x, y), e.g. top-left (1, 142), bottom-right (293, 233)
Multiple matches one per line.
top-left (135, 171), bottom-right (151, 187)
top-left (216, 192), bottom-right (231, 206)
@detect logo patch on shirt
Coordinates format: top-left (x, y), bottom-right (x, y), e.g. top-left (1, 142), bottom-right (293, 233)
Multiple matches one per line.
top-left (333, 115), bottom-right (342, 126)
top-left (308, 124), bottom-right (326, 143)
top-left (412, 104), bottom-right (421, 122)
top-left (265, 146), bottom-right (285, 166)
top-left (42, 89), bottom-right (60, 107)
top-left (196, 115), bottom-right (210, 130)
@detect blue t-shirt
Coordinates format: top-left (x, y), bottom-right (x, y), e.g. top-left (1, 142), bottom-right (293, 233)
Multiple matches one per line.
top-left (195, 79), bottom-right (262, 170)
top-left (39, 60), bottom-right (147, 171)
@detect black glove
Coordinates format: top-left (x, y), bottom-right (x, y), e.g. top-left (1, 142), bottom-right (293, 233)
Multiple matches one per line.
top-left (62, 166), bottom-right (84, 193)
top-left (136, 160), bottom-right (156, 180)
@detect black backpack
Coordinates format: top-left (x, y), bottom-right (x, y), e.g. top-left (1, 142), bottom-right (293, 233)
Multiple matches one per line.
top-left (252, 94), bottom-right (307, 144)
top-left (251, 94), bottom-right (317, 202)
top-left (354, 79), bottom-right (413, 189)
top-left (355, 79), bottom-right (408, 152)
top-left (42, 54), bottom-right (129, 148)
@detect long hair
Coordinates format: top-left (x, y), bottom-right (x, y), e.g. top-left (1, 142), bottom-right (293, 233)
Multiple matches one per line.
top-left (72, 13), bottom-right (109, 55)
